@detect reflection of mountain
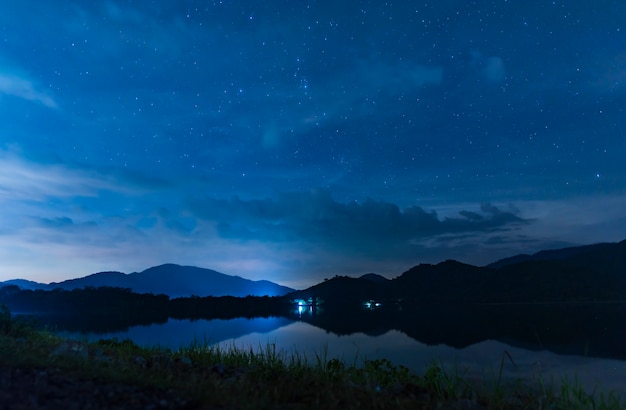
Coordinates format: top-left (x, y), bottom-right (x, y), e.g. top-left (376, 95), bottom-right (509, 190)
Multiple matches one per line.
top-left (53, 316), bottom-right (295, 350)
top-left (190, 316), bottom-right (294, 346)
top-left (108, 317), bottom-right (295, 348)
top-left (1, 264), bottom-right (294, 298)
top-left (23, 310), bottom-right (169, 334)
top-left (293, 303), bottom-right (626, 361)
top-left (30, 312), bottom-right (294, 343)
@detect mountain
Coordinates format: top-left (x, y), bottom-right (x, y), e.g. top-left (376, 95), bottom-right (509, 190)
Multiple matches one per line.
top-left (1, 264), bottom-right (294, 298)
top-left (0, 279), bottom-right (48, 291)
top-left (359, 273), bottom-right (390, 283)
top-left (49, 271), bottom-right (133, 290)
top-left (566, 238), bottom-right (626, 276)
top-left (390, 260), bottom-right (495, 303)
top-left (3, 239), bottom-right (625, 302)
top-left (289, 238), bottom-right (626, 305)
top-left (125, 264), bottom-right (294, 297)
top-left (486, 242), bottom-right (616, 269)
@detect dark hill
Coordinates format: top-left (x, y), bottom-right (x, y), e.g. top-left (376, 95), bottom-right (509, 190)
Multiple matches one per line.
top-left (49, 271), bottom-right (132, 290)
top-left (3, 264), bottom-right (294, 298)
top-left (288, 275), bottom-right (388, 307)
top-left (130, 264), bottom-right (294, 297)
top-left (493, 259), bottom-right (625, 302)
top-left (487, 242), bottom-right (615, 269)
top-left (390, 260), bottom-right (496, 304)
top-left (566, 238), bottom-right (626, 276)
top-left (291, 239), bottom-right (626, 305)
top-left (0, 279), bottom-right (48, 291)
top-left (359, 273), bottom-right (389, 283)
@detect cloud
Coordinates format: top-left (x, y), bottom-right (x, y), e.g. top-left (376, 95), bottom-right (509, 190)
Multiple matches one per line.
top-left (0, 152), bottom-right (113, 201)
top-left (483, 56), bottom-right (506, 83)
top-left (511, 195), bottom-right (626, 246)
top-left (35, 216), bottom-right (76, 228)
top-left (30, 216), bottom-right (101, 233)
top-left (0, 150), bottom-right (171, 202)
top-left (0, 154), bottom-right (97, 201)
top-left (0, 72), bottom-right (57, 108)
top-left (470, 51), bottom-right (506, 83)
top-left (187, 190), bottom-right (530, 256)
top-left (587, 53), bottom-right (626, 93)
top-left (249, 58), bottom-right (443, 147)
top-left (103, 1), bottom-right (146, 24)
top-left (357, 59), bottom-right (443, 92)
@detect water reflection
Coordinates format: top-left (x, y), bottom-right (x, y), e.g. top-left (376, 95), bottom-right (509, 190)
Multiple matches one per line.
top-left (220, 321), bottom-right (626, 396)
top-left (59, 316), bottom-right (294, 349)
top-left (31, 303), bottom-right (626, 397)
top-left (59, 316), bottom-right (626, 396)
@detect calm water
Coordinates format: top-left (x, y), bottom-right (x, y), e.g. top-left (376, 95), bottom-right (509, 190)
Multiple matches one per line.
top-left (46, 305), bottom-right (626, 398)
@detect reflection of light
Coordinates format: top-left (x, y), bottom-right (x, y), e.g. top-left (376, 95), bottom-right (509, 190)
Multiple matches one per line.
top-left (363, 300), bottom-right (383, 310)
top-left (294, 299), bottom-right (316, 317)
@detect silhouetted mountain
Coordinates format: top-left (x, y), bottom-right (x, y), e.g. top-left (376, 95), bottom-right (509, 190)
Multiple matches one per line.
top-left (288, 238), bottom-right (626, 305)
top-left (359, 273), bottom-right (389, 283)
top-left (391, 260), bottom-right (495, 303)
top-left (0, 279), bottom-right (48, 291)
top-left (487, 242), bottom-right (615, 269)
top-left (497, 260), bottom-right (621, 301)
top-left (126, 264), bottom-right (294, 297)
top-left (49, 271), bottom-right (132, 290)
top-left (1, 264), bottom-right (294, 298)
top-left (566, 238), bottom-right (626, 276)
top-left (288, 275), bottom-right (389, 307)
top-left (3, 239), bottom-right (625, 303)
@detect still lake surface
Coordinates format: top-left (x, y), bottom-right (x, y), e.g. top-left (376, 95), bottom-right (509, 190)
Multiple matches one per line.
top-left (37, 302), bottom-right (626, 398)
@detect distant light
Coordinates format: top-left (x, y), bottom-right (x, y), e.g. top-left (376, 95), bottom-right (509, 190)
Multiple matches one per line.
top-left (363, 300), bottom-right (382, 310)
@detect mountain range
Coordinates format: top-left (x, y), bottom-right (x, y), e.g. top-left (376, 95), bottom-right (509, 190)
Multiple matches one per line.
top-left (290, 238), bottom-right (626, 304)
top-left (0, 264), bottom-right (294, 298)
top-left (2, 238), bottom-right (625, 301)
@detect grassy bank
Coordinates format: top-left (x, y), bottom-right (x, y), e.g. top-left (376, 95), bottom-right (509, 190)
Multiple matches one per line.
top-left (1, 306), bottom-right (624, 409)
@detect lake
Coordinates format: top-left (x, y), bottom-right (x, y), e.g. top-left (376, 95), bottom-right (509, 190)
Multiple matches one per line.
top-left (33, 302), bottom-right (626, 398)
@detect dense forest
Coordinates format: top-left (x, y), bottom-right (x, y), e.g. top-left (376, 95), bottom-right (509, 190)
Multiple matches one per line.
top-left (0, 285), bottom-right (290, 332)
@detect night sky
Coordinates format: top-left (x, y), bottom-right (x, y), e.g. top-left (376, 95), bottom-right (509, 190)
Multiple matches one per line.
top-left (1, 1), bottom-right (625, 288)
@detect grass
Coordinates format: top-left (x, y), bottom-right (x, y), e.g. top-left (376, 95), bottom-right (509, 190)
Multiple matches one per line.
top-left (1, 305), bottom-right (625, 409)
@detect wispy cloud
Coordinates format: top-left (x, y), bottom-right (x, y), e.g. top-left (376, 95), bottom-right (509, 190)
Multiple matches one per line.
top-left (512, 195), bottom-right (626, 246)
top-left (0, 149), bottom-right (172, 202)
top-left (0, 72), bottom-right (57, 108)
top-left (356, 59), bottom-right (443, 92)
top-left (470, 51), bottom-right (506, 83)
top-left (0, 152), bottom-right (116, 201)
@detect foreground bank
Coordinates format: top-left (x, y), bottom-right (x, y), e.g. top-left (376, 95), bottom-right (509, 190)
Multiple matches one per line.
top-left (1, 307), bottom-right (624, 409)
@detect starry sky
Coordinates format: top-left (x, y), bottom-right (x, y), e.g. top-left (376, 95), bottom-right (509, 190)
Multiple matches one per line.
top-left (1, 1), bottom-right (625, 289)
